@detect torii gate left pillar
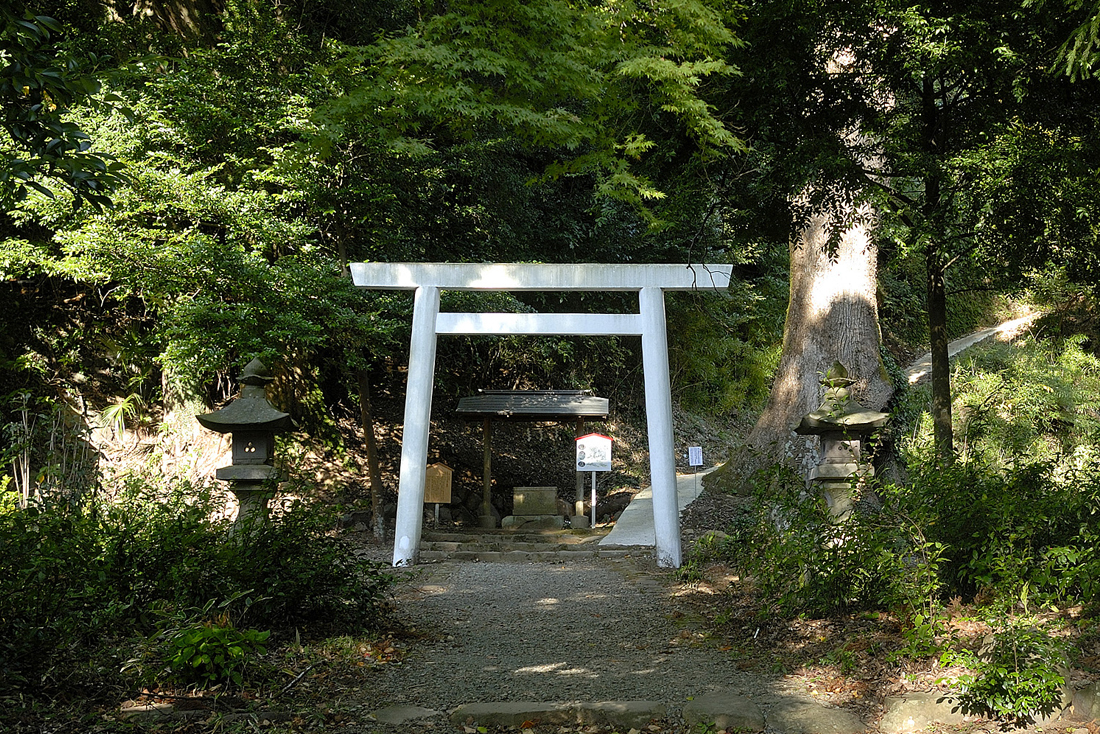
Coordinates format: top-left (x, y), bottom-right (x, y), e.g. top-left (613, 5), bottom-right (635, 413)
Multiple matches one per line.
top-left (350, 262), bottom-right (733, 568)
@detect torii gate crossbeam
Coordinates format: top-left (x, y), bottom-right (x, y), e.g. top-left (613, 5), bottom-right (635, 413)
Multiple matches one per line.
top-left (350, 262), bottom-right (733, 568)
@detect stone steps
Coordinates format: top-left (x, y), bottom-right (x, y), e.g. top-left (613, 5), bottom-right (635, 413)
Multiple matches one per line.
top-left (423, 529), bottom-right (609, 544)
top-left (418, 547), bottom-right (639, 562)
top-left (417, 528), bottom-right (645, 563)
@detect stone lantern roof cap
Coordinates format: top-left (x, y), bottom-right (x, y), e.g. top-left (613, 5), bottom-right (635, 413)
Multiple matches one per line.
top-left (795, 361), bottom-right (888, 436)
top-left (196, 358), bottom-right (294, 434)
top-left (239, 357), bottom-right (274, 385)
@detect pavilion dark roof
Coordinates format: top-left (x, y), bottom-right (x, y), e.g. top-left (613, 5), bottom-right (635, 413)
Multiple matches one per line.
top-left (456, 390), bottom-right (608, 422)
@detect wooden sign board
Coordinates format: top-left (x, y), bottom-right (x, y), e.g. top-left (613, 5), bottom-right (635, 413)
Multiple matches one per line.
top-left (424, 463), bottom-right (453, 504)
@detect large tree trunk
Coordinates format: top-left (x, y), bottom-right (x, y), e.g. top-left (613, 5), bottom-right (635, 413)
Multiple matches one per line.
top-left (742, 201), bottom-right (893, 480)
top-left (742, 46), bottom-right (894, 483)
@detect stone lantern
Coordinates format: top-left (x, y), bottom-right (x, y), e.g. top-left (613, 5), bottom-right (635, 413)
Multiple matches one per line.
top-left (795, 362), bottom-right (888, 520)
top-left (197, 358), bottom-right (294, 525)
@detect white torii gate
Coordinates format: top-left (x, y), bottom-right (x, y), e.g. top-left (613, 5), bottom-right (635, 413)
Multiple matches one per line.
top-left (350, 262), bottom-right (733, 568)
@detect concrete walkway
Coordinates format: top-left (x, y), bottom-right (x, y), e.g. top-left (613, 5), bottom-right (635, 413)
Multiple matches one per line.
top-left (905, 311), bottom-right (1041, 384)
top-left (600, 468), bottom-right (714, 547)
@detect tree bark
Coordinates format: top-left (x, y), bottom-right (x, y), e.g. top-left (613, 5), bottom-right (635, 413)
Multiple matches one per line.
top-left (921, 81), bottom-right (954, 463)
top-left (742, 200), bottom-right (893, 480)
top-left (357, 369), bottom-right (386, 539)
top-left (111, 1), bottom-right (225, 39)
top-left (926, 244), bottom-right (953, 463)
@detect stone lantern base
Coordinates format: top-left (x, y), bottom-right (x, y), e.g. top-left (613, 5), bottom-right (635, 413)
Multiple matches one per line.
top-left (216, 465), bottom-right (282, 527)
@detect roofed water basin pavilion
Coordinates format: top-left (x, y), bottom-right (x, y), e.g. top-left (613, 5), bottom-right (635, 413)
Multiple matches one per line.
top-left (456, 389), bottom-right (609, 530)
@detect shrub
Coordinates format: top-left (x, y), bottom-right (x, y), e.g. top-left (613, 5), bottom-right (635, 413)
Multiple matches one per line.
top-left (723, 452), bottom-right (1100, 618)
top-left (0, 504), bottom-right (100, 686)
top-left (946, 620), bottom-right (1068, 723)
top-left (895, 457), bottom-right (1100, 604)
top-left (724, 336), bottom-right (1100, 615)
top-left (164, 622), bottom-right (270, 688)
top-left (721, 466), bottom-right (945, 617)
top-left (912, 335), bottom-right (1100, 469)
top-left (215, 502), bottom-right (395, 631)
top-left (0, 474), bottom-right (394, 693)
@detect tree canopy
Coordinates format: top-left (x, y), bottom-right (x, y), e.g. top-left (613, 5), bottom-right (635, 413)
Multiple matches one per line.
top-left (1, 0), bottom-right (761, 434)
top-left (0, 8), bottom-right (125, 208)
top-left (702, 0), bottom-right (1100, 460)
top-left (3, 0), bottom-right (1099, 458)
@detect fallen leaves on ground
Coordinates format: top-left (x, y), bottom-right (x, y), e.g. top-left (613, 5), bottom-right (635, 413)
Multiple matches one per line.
top-left (668, 558), bottom-right (1100, 734)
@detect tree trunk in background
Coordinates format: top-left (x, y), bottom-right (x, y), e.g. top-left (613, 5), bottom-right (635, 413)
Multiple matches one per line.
top-left (357, 369), bottom-right (386, 539)
top-left (743, 201), bottom-right (893, 480)
top-left (926, 243), bottom-right (953, 463)
top-left (110, 1), bottom-right (225, 39)
top-left (921, 84), bottom-right (954, 464)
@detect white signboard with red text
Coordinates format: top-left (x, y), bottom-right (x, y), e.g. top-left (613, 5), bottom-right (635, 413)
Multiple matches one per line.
top-left (576, 433), bottom-right (613, 472)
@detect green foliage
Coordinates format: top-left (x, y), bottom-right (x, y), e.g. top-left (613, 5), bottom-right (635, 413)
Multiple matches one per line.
top-left (891, 455), bottom-right (1100, 605)
top-left (889, 612), bottom-right (945, 662)
top-left (716, 465), bottom-right (947, 617)
top-left (124, 592), bottom-right (272, 689)
top-left (819, 647), bottom-right (859, 675)
top-left (880, 336), bottom-right (1100, 603)
top-left (163, 618), bottom-right (270, 689)
top-left (221, 506), bottom-right (395, 630)
top-left (678, 529), bottom-right (741, 583)
top-left (6, 43), bottom-right (405, 403)
top-left (941, 336), bottom-right (1100, 465)
top-left (717, 0), bottom-right (1100, 456)
top-left (1041, 0), bottom-right (1100, 80)
top-left (0, 503), bottom-right (97, 686)
top-left (1, 0), bottom-right (753, 448)
top-left (667, 255), bottom-right (787, 415)
top-left (945, 620), bottom-right (1067, 723)
top-left (98, 392), bottom-right (144, 439)
top-left (330, 0), bottom-right (743, 214)
top-left (0, 476), bottom-right (394, 692)
top-left (1, 389), bottom-right (95, 506)
top-left (0, 9), bottom-right (126, 208)
top-left (719, 334), bottom-right (1100, 629)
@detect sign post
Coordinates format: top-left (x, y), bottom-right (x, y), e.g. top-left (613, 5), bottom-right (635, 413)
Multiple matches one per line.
top-left (424, 463), bottom-right (453, 525)
top-left (687, 446), bottom-right (703, 501)
top-left (576, 433), bottom-right (612, 527)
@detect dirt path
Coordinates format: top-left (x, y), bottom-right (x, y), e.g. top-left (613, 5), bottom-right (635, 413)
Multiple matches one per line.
top-left (356, 557), bottom-right (853, 733)
top-left (371, 558), bottom-right (757, 703)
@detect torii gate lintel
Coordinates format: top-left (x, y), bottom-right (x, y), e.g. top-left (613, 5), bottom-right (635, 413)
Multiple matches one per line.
top-left (350, 263), bottom-right (733, 569)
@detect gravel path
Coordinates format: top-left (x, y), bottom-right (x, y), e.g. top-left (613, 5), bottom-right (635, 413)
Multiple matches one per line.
top-left (367, 557), bottom-right (771, 715)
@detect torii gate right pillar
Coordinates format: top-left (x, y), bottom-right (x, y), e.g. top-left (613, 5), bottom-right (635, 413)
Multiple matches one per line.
top-left (639, 286), bottom-right (680, 567)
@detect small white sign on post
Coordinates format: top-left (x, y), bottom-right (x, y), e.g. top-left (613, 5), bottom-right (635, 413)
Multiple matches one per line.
top-left (687, 446), bottom-right (703, 467)
top-left (687, 446), bottom-right (703, 502)
top-left (576, 433), bottom-right (613, 526)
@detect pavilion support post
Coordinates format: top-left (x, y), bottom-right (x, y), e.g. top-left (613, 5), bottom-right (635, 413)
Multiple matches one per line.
top-left (393, 285), bottom-right (439, 566)
top-left (639, 286), bottom-right (681, 568)
top-left (480, 418), bottom-right (495, 528)
top-left (573, 417), bottom-right (589, 528)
